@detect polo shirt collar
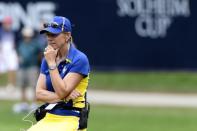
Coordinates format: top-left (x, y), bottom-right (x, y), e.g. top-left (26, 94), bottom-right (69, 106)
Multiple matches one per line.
top-left (65, 43), bottom-right (76, 63)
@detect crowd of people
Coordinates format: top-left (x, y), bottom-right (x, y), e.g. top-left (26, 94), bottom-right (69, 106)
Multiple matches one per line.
top-left (0, 16), bottom-right (47, 113)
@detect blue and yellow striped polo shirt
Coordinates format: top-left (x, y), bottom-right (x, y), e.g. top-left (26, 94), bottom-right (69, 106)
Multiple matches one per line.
top-left (40, 43), bottom-right (90, 116)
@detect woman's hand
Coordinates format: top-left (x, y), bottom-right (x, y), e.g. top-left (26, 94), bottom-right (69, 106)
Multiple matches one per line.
top-left (44, 45), bottom-right (58, 66)
top-left (66, 90), bottom-right (82, 100)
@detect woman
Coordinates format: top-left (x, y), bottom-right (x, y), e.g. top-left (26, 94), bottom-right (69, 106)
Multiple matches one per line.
top-left (27, 16), bottom-right (90, 131)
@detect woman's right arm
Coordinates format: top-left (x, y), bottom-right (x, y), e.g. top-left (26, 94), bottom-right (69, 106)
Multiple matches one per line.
top-left (36, 73), bottom-right (61, 103)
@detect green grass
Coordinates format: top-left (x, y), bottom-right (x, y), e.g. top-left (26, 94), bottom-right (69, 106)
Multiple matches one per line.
top-left (90, 71), bottom-right (197, 93)
top-left (1, 101), bottom-right (197, 131)
top-left (0, 73), bottom-right (7, 86)
top-left (0, 101), bottom-right (32, 131)
top-left (89, 105), bottom-right (197, 131)
top-left (2, 71), bottom-right (197, 93)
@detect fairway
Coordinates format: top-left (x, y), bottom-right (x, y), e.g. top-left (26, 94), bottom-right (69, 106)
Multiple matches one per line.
top-left (1, 101), bottom-right (197, 131)
top-left (90, 71), bottom-right (197, 93)
top-left (2, 71), bottom-right (197, 93)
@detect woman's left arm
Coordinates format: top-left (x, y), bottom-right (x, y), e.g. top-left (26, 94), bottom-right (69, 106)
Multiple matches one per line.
top-left (44, 45), bottom-right (83, 99)
top-left (49, 69), bottom-right (83, 99)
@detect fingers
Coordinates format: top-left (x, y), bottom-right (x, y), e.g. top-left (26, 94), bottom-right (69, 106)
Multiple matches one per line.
top-left (47, 45), bottom-right (53, 49)
top-left (44, 45), bottom-right (58, 64)
top-left (44, 47), bottom-right (53, 54)
top-left (44, 46), bottom-right (57, 56)
top-left (66, 90), bottom-right (82, 100)
top-left (45, 45), bottom-right (53, 52)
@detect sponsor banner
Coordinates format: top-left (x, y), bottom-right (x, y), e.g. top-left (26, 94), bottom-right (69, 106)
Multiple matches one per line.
top-left (0, 0), bottom-right (196, 69)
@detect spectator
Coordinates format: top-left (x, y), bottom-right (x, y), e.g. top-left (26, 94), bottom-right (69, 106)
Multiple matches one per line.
top-left (0, 16), bottom-right (18, 91)
top-left (13, 27), bottom-right (41, 113)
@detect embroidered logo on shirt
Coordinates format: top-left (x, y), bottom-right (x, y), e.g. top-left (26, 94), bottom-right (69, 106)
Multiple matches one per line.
top-left (45, 70), bottom-right (49, 74)
top-left (62, 66), bottom-right (67, 74)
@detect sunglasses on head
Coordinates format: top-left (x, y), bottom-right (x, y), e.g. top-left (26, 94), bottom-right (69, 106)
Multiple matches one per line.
top-left (43, 17), bottom-right (66, 32)
top-left (43, 22), bottom-right (59, 28)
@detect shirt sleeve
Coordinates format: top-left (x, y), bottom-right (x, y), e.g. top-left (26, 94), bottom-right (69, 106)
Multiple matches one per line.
top-left (40, 58), bottom-right (48, 74)
top-left (69, 55), bottom-right (90, 77)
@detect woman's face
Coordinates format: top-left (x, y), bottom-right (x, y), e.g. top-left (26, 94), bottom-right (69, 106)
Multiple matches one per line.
top-left (46, 32), bottom-right (70, 50)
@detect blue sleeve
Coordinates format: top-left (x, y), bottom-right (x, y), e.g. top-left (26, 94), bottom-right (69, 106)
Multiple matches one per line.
top-left (69, 55), bottom-right (90, 77)
top-left (40, 58), bottom-right (48, 74)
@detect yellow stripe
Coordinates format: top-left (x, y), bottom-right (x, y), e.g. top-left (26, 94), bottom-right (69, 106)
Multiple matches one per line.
top-left (73, 75), bottom-right (89, 108)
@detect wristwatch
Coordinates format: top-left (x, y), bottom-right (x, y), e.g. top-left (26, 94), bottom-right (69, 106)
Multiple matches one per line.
top-left (48, 65), bottom-right (57, 70)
